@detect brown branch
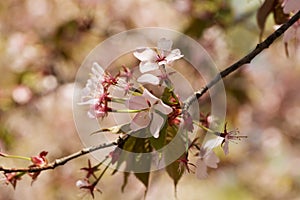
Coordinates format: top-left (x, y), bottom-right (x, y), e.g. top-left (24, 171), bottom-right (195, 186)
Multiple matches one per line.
top-left (0, 142), bottom-right (115, 173)
top-left (184, 10), bottom-right (300, 109)
top-left (1, 10), bottom-right (300, 175)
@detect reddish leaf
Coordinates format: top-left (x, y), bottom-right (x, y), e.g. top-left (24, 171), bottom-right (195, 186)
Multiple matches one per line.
top-left (257, 0), bottom-right (276, 41)
top-left (273, 1), bottom-right (289, 24)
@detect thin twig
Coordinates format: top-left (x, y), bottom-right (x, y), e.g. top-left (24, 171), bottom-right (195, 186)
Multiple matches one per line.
top-left (184, 10), bottom-right (300, 110)
top-left (0, 142), bottom-right (115, 173)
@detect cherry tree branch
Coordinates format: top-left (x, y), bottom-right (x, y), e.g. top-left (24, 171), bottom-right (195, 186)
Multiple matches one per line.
top-left (1, 11), bottom-right (300, 175)
top-left (0, 142), bottom-right (115, 173)
top-left (184, 10), bottom-right (300, 109)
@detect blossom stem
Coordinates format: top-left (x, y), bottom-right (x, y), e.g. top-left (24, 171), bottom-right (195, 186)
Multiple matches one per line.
top-left (192, 120), bottom-right (219, 136)
top-left (111, 109), bottom-right (147, 113)
top-left (110, 97), bottom-right (128, 104)
top-left (0, 153), bottom-right (31, 161)
top-left (160, 64), bottom-right (173, 89)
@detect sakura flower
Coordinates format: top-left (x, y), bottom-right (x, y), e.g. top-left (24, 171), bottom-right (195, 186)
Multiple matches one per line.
top-left (79, 62), bottom-right (113, 118)
top-left (126, 89), bottom-right (172, 138)
top-left (220, 123), bottom-right (247, 155)
top-left (133, 38), bottom-right (183, 73)
top-left (195, 147), bottom-right (219, 179)
top-left (79, 62), bottom-right (105, 105)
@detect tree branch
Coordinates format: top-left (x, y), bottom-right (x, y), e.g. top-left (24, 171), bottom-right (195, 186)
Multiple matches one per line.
top-left (0, 142), bottom-right (115, 173)
top-left (184, 10), bottom-right (300, 109)
top-left (1, 10), bottom-right (300, 175)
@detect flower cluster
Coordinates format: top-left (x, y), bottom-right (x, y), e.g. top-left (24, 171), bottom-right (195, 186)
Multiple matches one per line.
top-left (77, 38), bottom-right (246, 197)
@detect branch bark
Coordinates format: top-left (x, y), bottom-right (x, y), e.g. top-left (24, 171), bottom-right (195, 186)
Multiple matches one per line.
top-left (0, 142), bottom-right (115, 173)
top-left (184, 10), bottom-right (300, 110)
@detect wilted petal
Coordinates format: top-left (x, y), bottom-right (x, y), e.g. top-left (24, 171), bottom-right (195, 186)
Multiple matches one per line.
top-left (130, 111), bottom-right (151, 131)
top-left (139, 61), bottom-right (159, 73)
top-left (195, 159), bottom-right (208, 179)
top-left (157, 38), bottom-right (173, 51)
top-left (150, 112), bottom-right (165, 138)
top-left (204, 151), bottom-right (219, 168)
top-left (126, 96), bottom-right (148, 110)
top-left (137, 74), bottom-right (160, 85)
top-left (133, 48), bottom-right (156, 62)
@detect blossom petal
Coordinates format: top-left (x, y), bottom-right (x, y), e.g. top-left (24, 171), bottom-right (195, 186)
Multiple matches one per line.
top-left (78, 98), bottom-right (98, 105)
top-left (142, 88), bottom-right (160, 105)
top-left (133, 48), bottom-right (156, 62)
top-left (222, 140), bottom-right (229, 155)
top-left (153, 102), bottom-right (173, 115)
top-left (204, 151), bottom-right (219, 168)
top-left (157, 38), bottom-right (173, 51)
top-left (150, 112), bottom-right (165, 138)
top-left (195, 159), bottom-right (208, 179)
top-left (139, 61), bottom-right (159, 73)
top-left (137, 74), bottom-right (160, 85)
top-left (165, 49), bottom-right (184, 63)
top-left (126, 96), bottom-right (148, 110)
top-left (130, 111), bottom-right (150, 131)
top-left (91, 62), bottom-right (105, 77)
top-left (203, 137), bottom-right (223, 150)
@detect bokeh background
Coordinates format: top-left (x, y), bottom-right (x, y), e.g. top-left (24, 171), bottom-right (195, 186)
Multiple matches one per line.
top-left (1, 0), bottom-right (300, 199)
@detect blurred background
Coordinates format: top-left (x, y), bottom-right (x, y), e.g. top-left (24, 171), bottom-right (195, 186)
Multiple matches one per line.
top-left (1, 0), bottom-right (300, 199)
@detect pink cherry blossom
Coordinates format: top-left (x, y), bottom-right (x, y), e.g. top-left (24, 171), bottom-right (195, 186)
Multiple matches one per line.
top-left (79, 62), bottom-right (105, 106)
top-left (126, 89), bottom-right (172, 138)
top-left (79, 62), bottom-right (113, 118)
top-left (133, 38), bottom-right (183, 72)
top-left (220, 123), bottom-right (247, 155)
top-left (133, 38), bottom-right (183, 85)
top-left (195, 148), bottom-right (219, 179)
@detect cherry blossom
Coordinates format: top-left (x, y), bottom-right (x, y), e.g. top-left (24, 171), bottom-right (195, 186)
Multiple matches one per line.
top-left (79, 62), bottom-right (105, 106)
top-left (220, 123), bottom-right (247, 155)
top-left (79, 62), bottom-right (114, 118)
top-left (133, 38), bottom-right (183, 73)
top-left (133, 38), bottom-right (183, 85)
top-left (195, 147), bottom-right (219, 179)
top-left (126, 89), bottom-right (172, 138)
